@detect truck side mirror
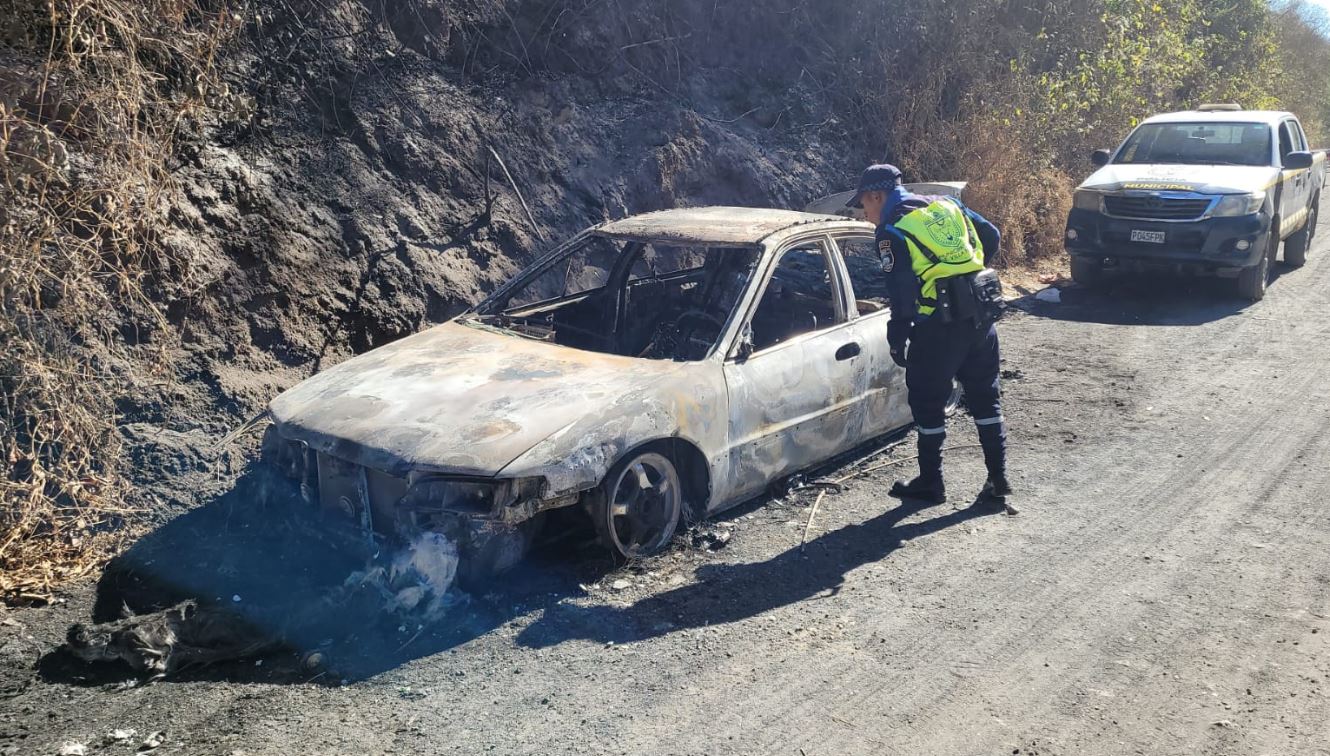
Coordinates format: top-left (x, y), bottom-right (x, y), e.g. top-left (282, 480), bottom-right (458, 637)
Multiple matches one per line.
top-left (1283, 151), bottom-right (1313, 170)
top-left (1090, 149), bottom-right (1112, 168)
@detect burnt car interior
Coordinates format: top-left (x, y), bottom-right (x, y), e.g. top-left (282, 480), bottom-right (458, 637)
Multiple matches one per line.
top-left (836, 237), bottom-right (892, 315)
top-left (468, 236), bottom-right (762, 361)
top-left (746, 246), bottom-right (840, 352)
top-left (467, 235), bottom-right (896, 360)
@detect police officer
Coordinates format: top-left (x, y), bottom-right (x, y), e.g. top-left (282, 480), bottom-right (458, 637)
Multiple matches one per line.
top-left (847, 164), bottom-right (1014, 514)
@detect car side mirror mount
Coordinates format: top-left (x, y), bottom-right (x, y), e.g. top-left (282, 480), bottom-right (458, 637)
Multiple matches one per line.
top-left (733, 327), bottom-right (755, 362)
top-left (1283, 151), bottom-right (1314, 170)
top-left (1091, 149), bottom-right (1112, 168)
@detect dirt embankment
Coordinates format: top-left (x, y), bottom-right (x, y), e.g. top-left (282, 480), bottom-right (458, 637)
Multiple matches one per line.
top-left (2, 0), bottom-right (859, 597)
top-left (6, 0), bottom-right (1329, 597)
top-left (146, 4), bottom-right (855, 417)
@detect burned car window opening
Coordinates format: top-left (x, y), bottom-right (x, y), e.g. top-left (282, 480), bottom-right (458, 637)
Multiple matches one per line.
top-left (468, 235), bottom-right (760, 362)
top-left (837, 236), bottom-right (893, 314)
top-left (748, 244), bottom-right (841, 353)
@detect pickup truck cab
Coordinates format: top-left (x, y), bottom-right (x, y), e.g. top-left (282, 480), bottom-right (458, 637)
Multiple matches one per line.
top-left (1065, 105), bottom-right (1325, 301)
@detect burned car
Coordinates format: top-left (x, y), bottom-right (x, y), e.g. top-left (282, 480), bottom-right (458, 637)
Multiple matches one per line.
top-left (263, 207), bottom-right (951, 576)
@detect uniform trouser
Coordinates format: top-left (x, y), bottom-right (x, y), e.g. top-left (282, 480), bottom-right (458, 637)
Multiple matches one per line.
top-left (905, 317), bottom-right (1006, 482)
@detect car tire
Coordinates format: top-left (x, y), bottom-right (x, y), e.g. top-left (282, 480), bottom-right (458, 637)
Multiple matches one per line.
top-left (590, 449), bottom-right (683, 560)
top-left (1237, 239), bottom-right (1273, 302)
top-left (1070, 257), bottom-right (1104, 288)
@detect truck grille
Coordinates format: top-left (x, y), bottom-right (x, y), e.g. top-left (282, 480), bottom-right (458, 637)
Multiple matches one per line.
top-left (1103, 195), bottom-right (1211, 221)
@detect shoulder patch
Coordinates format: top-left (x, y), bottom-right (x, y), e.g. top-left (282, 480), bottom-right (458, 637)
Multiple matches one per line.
top-left (878, 238), bottom-right (894, 272)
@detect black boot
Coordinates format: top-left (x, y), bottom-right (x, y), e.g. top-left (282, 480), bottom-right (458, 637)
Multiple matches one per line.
top-left (890, 476), bottom-right (946, 504)
top-left (976, 418), bottom-right (1008, 484)
top-left (974, 419), bottom-right (1016, 514)
top-left (890, 431), bottom-right (946, 504)
top-left (983, 475), bottom-right (1012, 498)
top-left (975, 476), bottom-right (1018, 515)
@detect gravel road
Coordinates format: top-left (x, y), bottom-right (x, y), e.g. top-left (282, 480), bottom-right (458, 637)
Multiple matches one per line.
top-left (3, 213), bottom-right (1329, 756)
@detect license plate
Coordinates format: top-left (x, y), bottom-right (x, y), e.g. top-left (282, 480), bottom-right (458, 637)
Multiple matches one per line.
top-left (1130, 229), bottom-right (1166, 244)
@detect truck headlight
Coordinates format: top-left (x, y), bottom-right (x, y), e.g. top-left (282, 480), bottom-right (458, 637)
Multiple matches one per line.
top-left (1211, 192), bottom-right (1265, 217)
top-left (1072, 190), bottom-right (1103, 212)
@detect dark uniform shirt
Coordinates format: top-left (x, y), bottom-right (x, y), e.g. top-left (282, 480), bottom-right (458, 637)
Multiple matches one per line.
top-left (874, 188), bottom-right (1001, 351)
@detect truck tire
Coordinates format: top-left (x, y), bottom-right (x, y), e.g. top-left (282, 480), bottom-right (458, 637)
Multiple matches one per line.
top-left (1311, 193), bottom-right (1320, 244)
top-left (1070, 257), bottom-right (1104, 288)
top-left (1237, 239), bottom-right (1273, 301)
top-left (1283, 202), bottom-right (1313, 268)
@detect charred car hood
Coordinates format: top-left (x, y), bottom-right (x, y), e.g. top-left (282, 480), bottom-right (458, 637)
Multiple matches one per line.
top-left (1080, 163), bottom-right (1277, 194)
top-left (268, 321), bottom-right (693, 478)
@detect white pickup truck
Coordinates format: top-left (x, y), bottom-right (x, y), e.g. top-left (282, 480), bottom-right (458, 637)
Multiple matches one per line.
top-left (1065, 105), bottom-right (1326, 300)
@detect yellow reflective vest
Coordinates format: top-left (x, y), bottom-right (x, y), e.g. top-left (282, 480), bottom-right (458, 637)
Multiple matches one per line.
top-left (893, 199), bottom-right (985, 316)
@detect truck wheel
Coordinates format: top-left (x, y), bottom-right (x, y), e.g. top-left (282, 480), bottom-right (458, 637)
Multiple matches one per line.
top-left (1237, 249), bottom-right (1270, 301)
top-left (1312, 194), bottom-right (1320, 242)
top-left (1303, 194), bottom-right (1319, 247)
top-left (1284, 228), bottom-right (1309, 268)
top-left (1070, 257), bottom-right (1104, 288)
top-left (590, 449), bottom-right (682, 560)
top-left (1283, 204), bottom-right (1313, 268)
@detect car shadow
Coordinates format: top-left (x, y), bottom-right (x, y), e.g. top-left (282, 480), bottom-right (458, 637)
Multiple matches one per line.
top-left (514, 495), bottom-right (1000, 649)
top-left (1014, 270), bottom-right (1286, 327)
top-left (37, 469), bottom-right (614, 686)
top-left (38, 432), bottom-right (979, 685)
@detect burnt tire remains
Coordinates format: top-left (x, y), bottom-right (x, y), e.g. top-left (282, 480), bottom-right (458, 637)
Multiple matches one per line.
top-left (591, 450), bottom-right (683, 560)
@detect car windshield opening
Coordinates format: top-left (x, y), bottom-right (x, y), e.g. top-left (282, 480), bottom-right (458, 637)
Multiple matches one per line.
top-left (466, 235), bottom-right (760, 362)
top-left (1114, 122), bottom-right (1271, 166)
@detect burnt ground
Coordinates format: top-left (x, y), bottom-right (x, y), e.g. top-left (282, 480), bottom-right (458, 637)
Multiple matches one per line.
top-left (4, 214), bottom-right (1330, 754)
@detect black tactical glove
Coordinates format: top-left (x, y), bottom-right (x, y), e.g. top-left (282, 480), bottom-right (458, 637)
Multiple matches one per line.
top-left (888, 320), bottom-right (910, 368)
top-left (890, 345), bottom-right (908, 368)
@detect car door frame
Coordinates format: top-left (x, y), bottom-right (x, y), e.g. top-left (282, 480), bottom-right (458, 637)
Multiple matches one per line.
top-left (829, 232), bottom-right (916, 438)
top-left (718, 232), bottom-right (869, 502)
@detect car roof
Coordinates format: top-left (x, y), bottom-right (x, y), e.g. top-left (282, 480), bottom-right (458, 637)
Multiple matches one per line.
top-left (1141, 110), bottom-right (1295, 127)
top-left (595, 206), bottom-right (855, 246)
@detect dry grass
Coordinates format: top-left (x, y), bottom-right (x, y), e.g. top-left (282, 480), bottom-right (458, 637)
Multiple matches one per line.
top-left (0, 0), bottom-right (237, 604)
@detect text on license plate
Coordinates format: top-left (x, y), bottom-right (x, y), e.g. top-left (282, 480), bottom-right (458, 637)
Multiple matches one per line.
top-left (1130, 229), bottom-right (1166, 244)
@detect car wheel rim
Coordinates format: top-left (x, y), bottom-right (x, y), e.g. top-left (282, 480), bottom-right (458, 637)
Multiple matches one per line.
top-left (607, 453), bottom-right (681, 558)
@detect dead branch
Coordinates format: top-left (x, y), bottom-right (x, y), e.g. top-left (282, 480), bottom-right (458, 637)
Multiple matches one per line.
top-left (486, 144), bottom-right (546, 243)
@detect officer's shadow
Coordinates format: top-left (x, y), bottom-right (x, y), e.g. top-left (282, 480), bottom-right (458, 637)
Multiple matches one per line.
top-left (516, 495), bottom-right (999, 648)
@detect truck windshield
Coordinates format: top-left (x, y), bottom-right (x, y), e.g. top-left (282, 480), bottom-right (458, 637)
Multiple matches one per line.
top-left (1115, 122), bottom-right (1271, 166)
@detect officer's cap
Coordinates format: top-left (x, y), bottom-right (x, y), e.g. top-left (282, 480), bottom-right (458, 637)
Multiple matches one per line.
top-left (847, 164), bottom-right (903, 208)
